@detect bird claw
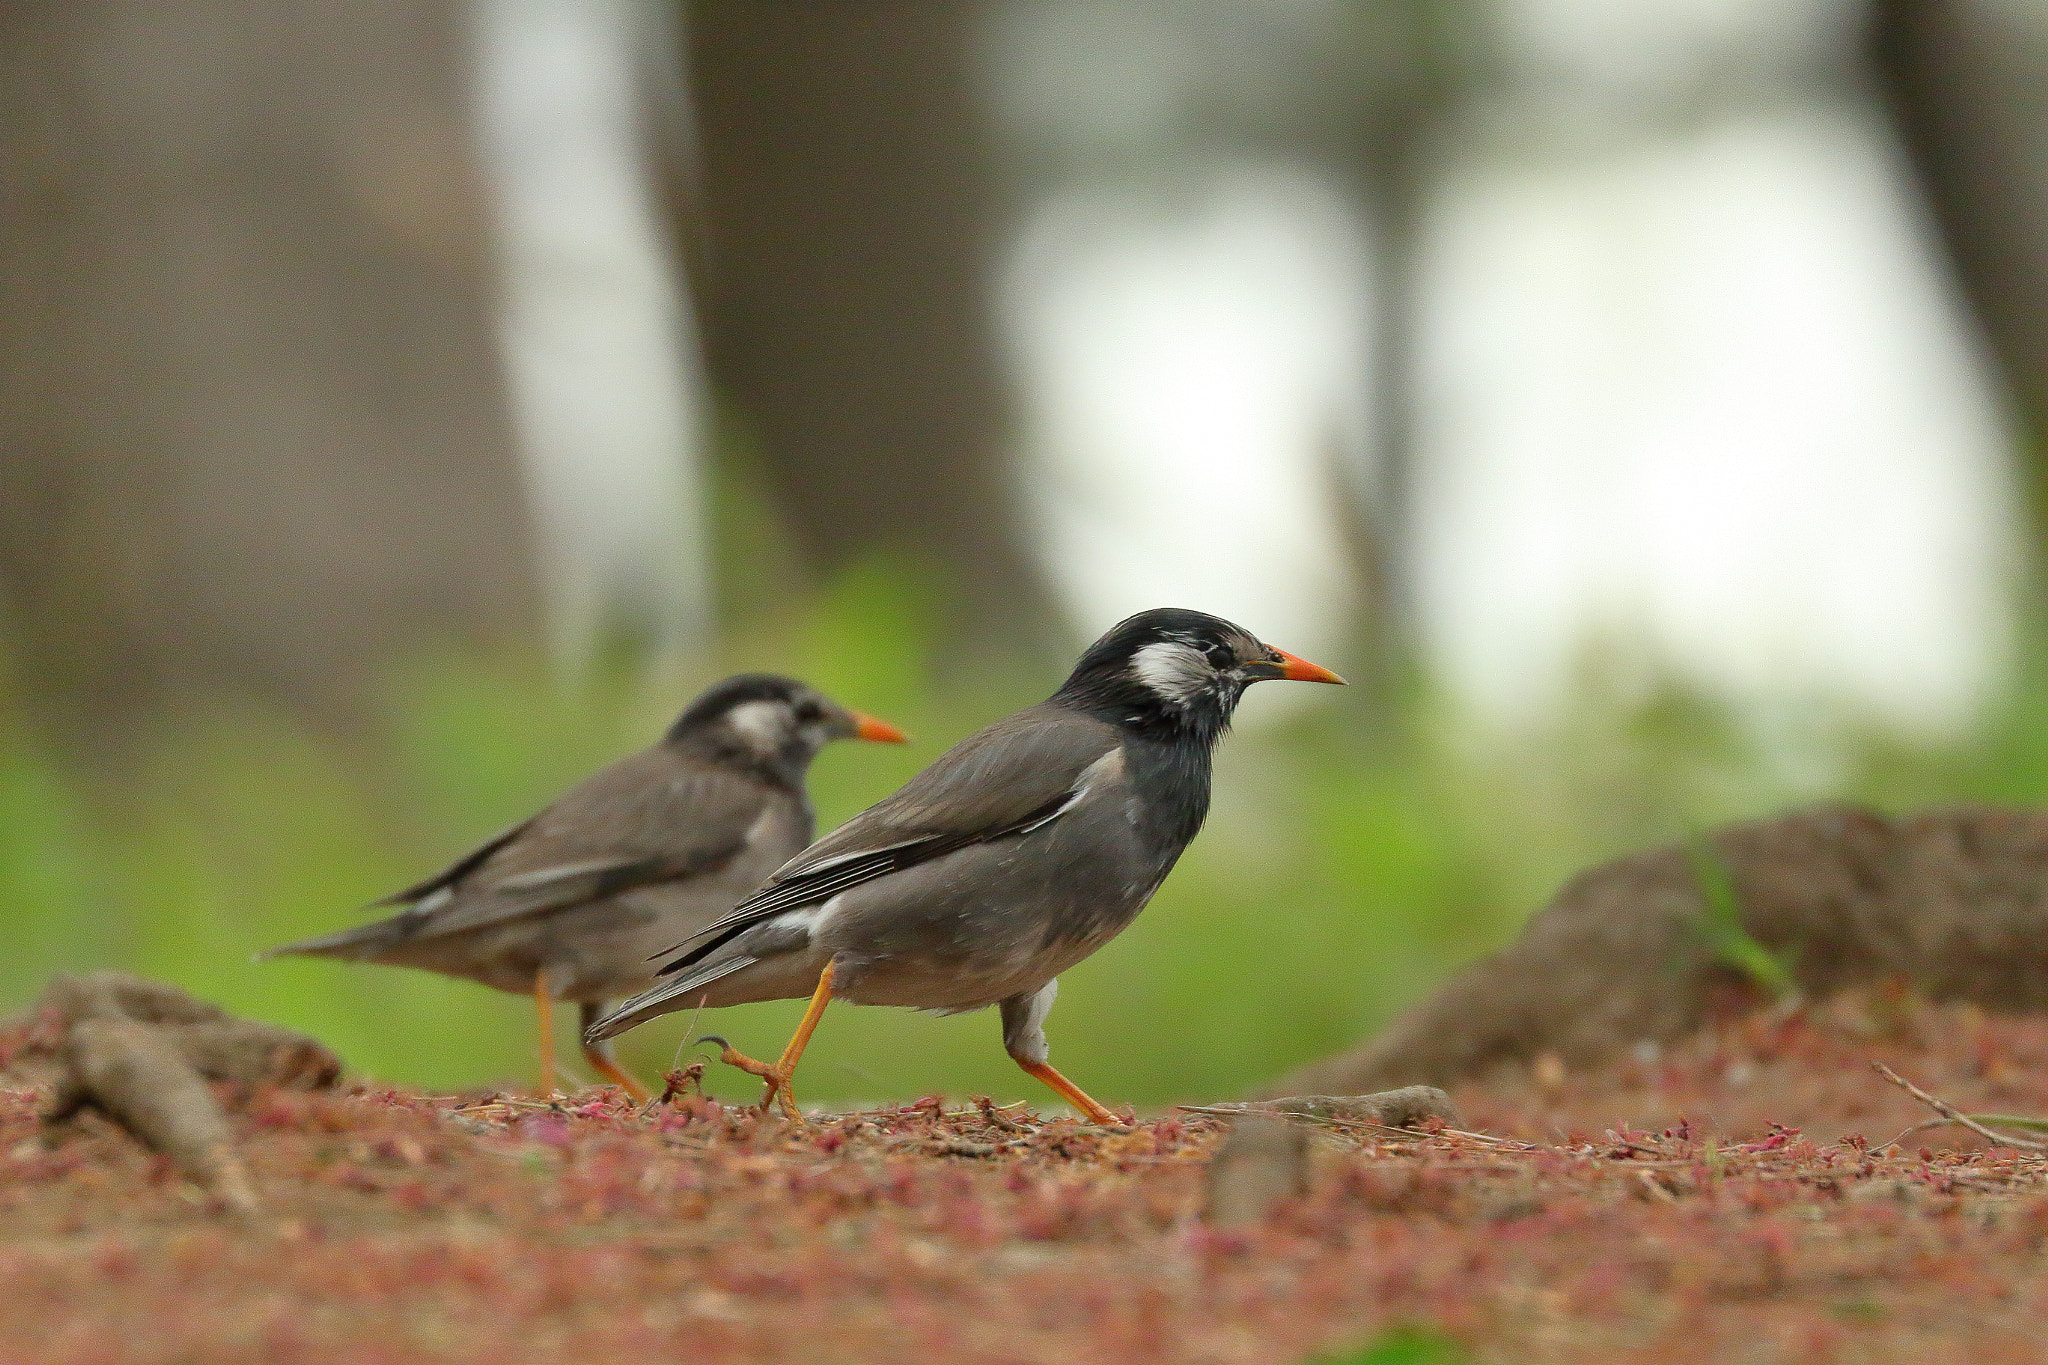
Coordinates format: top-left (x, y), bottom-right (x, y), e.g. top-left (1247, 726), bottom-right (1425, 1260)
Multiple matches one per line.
top-left (700, 1037), bottom-right (774, 1079)
top-left (700, 1037), bottom-right (806, 1123)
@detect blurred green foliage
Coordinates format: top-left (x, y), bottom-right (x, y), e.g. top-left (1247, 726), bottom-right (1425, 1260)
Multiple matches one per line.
top-left (1685, 834), bottom-right (1799, 1001)
top-left (1312, 1326), bottom-right (1463, 1365)
top-left (6, 562), bottom-right (2048, 1107)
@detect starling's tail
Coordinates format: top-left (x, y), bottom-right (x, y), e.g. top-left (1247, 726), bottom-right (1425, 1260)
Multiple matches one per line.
top-left (584, 956), bottom-right (756, 1042)
top-left (254, 915), bottom-right (410, 964)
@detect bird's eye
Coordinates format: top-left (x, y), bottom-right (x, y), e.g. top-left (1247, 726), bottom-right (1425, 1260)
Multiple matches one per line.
top-left (794, 703), bottom-right (823, 723)
top-left (1203, 643), bottom-right (1234, 669)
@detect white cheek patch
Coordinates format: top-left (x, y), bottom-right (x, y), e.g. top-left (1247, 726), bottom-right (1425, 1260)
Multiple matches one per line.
top-left (723, 700), bottom-right (788, 754)
top-left (1129, 640), bottom-right (1212, 705)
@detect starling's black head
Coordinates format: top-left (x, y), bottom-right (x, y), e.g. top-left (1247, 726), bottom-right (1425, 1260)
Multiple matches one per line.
top-left (667, 674), bottom-right (905, 784)
top-left (1052, 608), bottom-right (1344, 739)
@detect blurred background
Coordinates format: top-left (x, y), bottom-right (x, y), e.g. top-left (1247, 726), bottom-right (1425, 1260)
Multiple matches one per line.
top-left (2, 0), bottom-right (2045, 1104)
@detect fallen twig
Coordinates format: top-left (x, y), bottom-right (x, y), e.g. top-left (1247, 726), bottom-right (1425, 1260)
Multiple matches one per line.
top-left (1870, 1062), bottom-right (2048, 1153)
top-left (1307, 1118), bottom-right (1529, 1149)
top-left (974, 1095), bottom-right (1031, 1134)
top-left (928, 1138), bottom-right (999, 1158)
top-left (1180, 1085), bottom-right (1464, 1134)
top-left (638, 1060), bottom-right (708, 1118)
top-left (1636, 1169), bottom-right (1680, 1203)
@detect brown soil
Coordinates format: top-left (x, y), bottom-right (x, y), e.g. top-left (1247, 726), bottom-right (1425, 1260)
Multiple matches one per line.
top-left (7, 988), bottom-right (2048, 1364)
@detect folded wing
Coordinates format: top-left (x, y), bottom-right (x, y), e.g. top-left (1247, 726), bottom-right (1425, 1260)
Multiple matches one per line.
top-left (266, 751), bottom-right (775, 958)
top-left (654, 704), bottom-right (1118, 977)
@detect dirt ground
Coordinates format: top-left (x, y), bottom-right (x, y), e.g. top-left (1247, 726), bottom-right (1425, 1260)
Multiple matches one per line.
top-left (6, 988), bottom-right (2048, 1365)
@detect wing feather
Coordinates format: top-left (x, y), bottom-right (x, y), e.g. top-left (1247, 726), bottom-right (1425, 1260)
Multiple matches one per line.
top-left (279, 750), bottom-right (781, 953)
top-left (367, 819), bottom-right (532, 908)
top-left (655, 705), bottom-right (1116, 975)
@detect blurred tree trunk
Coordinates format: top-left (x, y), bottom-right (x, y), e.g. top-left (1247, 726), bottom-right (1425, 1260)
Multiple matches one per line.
top-left (685, 1), bottom-right (1054, 653)
top-left (1871, 0), bottom-right (2048, 441)
top-left (0, 0), bottom-right (541, 765)
top-left (1349, 2), bottom-right (1443, 711)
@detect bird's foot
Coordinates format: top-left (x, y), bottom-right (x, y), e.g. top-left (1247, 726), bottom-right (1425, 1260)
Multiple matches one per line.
top-left (1014, 1057), bottom-right (1130, 1128)
top-left (580, 1046), bottom-right (652, 1105)
top-left (699, 1035), bottom-right (806, 1124)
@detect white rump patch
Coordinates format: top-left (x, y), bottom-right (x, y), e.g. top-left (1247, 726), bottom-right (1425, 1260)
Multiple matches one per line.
top-left (772, 893), bottom-right (844, 940)
top-left (723, 700), bottom-right (788, 755)
top-left (1129, 640), bottom-right (1211, 705)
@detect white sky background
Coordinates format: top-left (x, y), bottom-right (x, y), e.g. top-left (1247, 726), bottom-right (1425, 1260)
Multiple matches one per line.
top-left (469, 0), bottom-right (2022, 739)
top-left (981, 0), bottom-right (1377, 699)
top-left (470, 0), bottom-right (707, 665)
top-left (998, 171), bottom-right (1370, 666)
top-left (1416, 100), bottom-right (2015, 735)
top-left (1412, 0), bottom-right (2019, 736)
top-left (988, 0), bottom-right (2021, 738)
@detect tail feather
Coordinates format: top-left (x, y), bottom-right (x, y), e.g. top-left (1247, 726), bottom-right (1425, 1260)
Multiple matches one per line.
top-left (584, 956), bottom-right (757, 1042)
top-left (256, 916), bottom-right (410, 963)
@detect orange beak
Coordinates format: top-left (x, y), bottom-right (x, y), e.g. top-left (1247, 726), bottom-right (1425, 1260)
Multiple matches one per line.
top-left (1272, 649), bottom-right (1346, 685)
top-left (849, 711), bottom-right (911, 743)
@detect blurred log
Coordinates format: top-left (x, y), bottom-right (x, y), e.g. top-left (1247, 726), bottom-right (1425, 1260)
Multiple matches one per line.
top-left (53, 1018), bottom-right (261, 1212)
top-left (25, 971), bottom-right (342, 1212)
top-left (685, 1), bottom-right (1053, 651)
top-left (19, 969), bottom-right (344, 1089)
top-left (0, 0), bottom-right (541, 763)
top-left (1266, 803), bottom-right (2048, 1097)
top-left (1871, 0), bottom-right (2048, 437)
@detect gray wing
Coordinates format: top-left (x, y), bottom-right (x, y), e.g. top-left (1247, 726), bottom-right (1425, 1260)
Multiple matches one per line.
top-left (654, 703), bottom-right (1118, 976)
top-left (268, 748), bottom-right (779, 957)
top-left (366, 818), bottom-right (534, 909)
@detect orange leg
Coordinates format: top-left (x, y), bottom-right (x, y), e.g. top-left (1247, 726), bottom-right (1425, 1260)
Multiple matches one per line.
top-left (708, 961), bottom-right (836, 1122)
top-left (578, 1003), bottom-right (652, 1103)
top-left (533, 969), bottom-right (558, 1099)
top-left (1014, 1057), bottom-right (1123, 1127)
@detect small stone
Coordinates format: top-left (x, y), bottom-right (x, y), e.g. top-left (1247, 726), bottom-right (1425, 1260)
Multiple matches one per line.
top-left (1202, 1115), bottom-right (1308, 1228)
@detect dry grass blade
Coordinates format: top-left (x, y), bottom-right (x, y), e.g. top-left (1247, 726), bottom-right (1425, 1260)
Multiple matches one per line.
top-left (1870, 1061), bottom-right (2048, 1152)
top-left (974, 1096), bottom-right (1030, 1133)
top-left (1319, 1119), bottom-right (1532, 1150)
